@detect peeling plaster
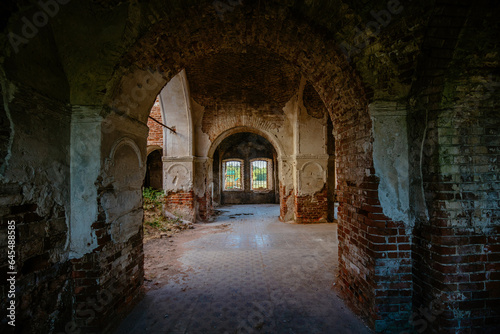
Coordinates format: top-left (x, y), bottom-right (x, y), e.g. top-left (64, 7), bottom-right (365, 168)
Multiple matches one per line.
top-left (298, 161), bottom-right (327, 196)
top-left (0, 77), bottom-right (71, 240)
top-left (194, 158), bottom-right (209, 197)
top-left (192, 99), bottom-right (211, 157)
top-left (103, 137), bottom-right (145, 244)
top-left (369, 101), bottom-right (410, 226)
top-left (69, 107), bottom-right (101, 258)
top-left (165, 162), bottom-right (192, 192)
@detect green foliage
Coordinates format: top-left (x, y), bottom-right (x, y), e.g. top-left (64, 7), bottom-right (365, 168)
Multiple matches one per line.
top-left (144, 216), bottom-right (182, 232)
top-left (252, 167), bottom-right (267, 181)
top-left (143, 187), bottom-right (164, 202)
top-left (143, 187), bottom-right (164, 209)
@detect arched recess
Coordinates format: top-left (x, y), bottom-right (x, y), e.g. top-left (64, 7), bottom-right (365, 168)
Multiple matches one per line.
top-left (146, 145), bottom-right (162, 156)
top-left (207, 126), bottom-right (284, 161)
top-left (208, 126), bottom-right (283, 206)
top-left (144, 148), bottom-right (163, 190)
top-left (107, 137), bottom-right (144, 169)
top-left (209, 129), bottom-right (281, 206)
top-left (81, 2), bottom-right (409, 331)
top-left (101, 137), bottom-right (145, 242)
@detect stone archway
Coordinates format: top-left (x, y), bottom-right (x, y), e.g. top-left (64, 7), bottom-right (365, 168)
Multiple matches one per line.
top-left (211, 131), bottom-right (279, 206)
top-left (97, 4), bottom-right (402, 328)
top-left (90, 4), bottom-right (404, 331)
top-left (2, 1), bottom-right (498, 333)
top-left (207, 126), bottom-right (285, 210)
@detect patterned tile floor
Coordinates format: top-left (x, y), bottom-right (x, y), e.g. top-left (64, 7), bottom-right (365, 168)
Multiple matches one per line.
top-left (114, 204), bottom-right (372, 334)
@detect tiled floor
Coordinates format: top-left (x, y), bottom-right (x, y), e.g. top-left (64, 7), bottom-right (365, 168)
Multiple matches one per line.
top-left (114, 204), bottom-right (371, 334)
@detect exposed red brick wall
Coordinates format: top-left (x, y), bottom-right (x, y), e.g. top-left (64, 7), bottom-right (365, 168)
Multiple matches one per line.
top-left (69, 184), bottom-right (144, 332)
top-left (294, 187), bottom-right (328, 223)
top-left (336, 171), bottom-right (413, 331)
top-left (106, 2), bottom-right (498, 332)
top-left (147, 97), bottom-right (163, 147)
top-left (196, 191), bottom-right (213, 221)
top-left (279, 184), bottom-right (293, 221)
top-left (408, 3), bottom-right (500, 332)
top-left (127, 7), bottom-right (401, 329)
top-left (165, 191), bottom-right (195, 221)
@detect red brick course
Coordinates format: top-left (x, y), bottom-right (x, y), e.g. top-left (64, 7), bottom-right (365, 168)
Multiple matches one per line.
top-left (147, 97), bottom-right (163, 147)
top-left (294, 187), bottom-right (328, 223)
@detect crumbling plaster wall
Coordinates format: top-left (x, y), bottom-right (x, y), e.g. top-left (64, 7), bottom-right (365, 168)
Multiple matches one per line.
top-left (4, 1), bottom-right (496, 332)
top-left (294, 78), bottom-right (330, 223)
top-left (69, 109), bottom-right (148, 332)
top-left (1, 81), bottom-right (73, 333)
top-left (369, 101), bottom-right (410, 226)
top-left (158, 70), bottom-right (331, 222)
top-left (159, 71), bottom-right (196, 221)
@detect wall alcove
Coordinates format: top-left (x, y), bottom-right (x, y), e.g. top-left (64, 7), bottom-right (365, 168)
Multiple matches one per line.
top-left (213, 132), bottom-right (278, 205)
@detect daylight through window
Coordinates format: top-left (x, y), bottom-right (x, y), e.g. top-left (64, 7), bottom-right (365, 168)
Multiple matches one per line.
top-left (224, 160), bottom-right (242, 190)
top-left (251, 160), bottom-right (268, 190)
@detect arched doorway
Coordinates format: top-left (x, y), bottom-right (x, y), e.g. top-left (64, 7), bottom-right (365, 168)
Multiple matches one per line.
top-left (213, 132), bottom-right (278, 205)
top-left (79, 8), bottom-right (382, 330)
top-left (2, 1), bottom-right (497, 333)
top-left (64, 3), bottom-right (406, 332)
top-left (144, 149), bottom-right (163, 190)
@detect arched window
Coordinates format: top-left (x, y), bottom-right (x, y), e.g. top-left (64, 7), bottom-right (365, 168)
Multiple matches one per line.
top-left (223, 159), bottom-right (243, 190)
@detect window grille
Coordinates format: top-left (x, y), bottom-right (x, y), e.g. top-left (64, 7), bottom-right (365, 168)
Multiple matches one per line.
top-left (251, 160), bottom-right (268, 190)
top-left (224, 160), bottom-right (242, 190)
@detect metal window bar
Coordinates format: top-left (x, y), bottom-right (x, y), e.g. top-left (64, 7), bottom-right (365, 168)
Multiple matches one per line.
top-left (252, 160), bottom-right (268, 190)
top-left (148, 116), bottom-right (176, 133)
top-left (225, 161), bottom-right (242, 190)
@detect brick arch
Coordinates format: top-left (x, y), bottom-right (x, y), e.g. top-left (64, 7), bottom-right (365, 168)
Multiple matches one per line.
top-left (108, 1), bottom-right (373, 209)
top-left (207, 126), bottom-right (284, 162)
top-left (104, 2), bottom-right (404, 330)
top-left (109, 2), bottom-right (369, 134)
top-left (201, 105), bottom-right (286, 143)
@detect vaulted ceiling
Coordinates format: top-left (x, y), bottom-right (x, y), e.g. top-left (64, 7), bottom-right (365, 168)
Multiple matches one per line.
top-left (186, 49), bottom-right (301, 110)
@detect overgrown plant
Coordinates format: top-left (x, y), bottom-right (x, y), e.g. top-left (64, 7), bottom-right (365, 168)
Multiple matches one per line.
top-left (142, 187), bottom-right (165, 209)
top-left (142, 187), bottom-right (190, 240)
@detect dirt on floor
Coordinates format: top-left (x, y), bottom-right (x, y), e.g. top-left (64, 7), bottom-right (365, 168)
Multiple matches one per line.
top-left (143, 209), bottom-right (230, 291)
top-left (143, 203), bottom-right (192, 242)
